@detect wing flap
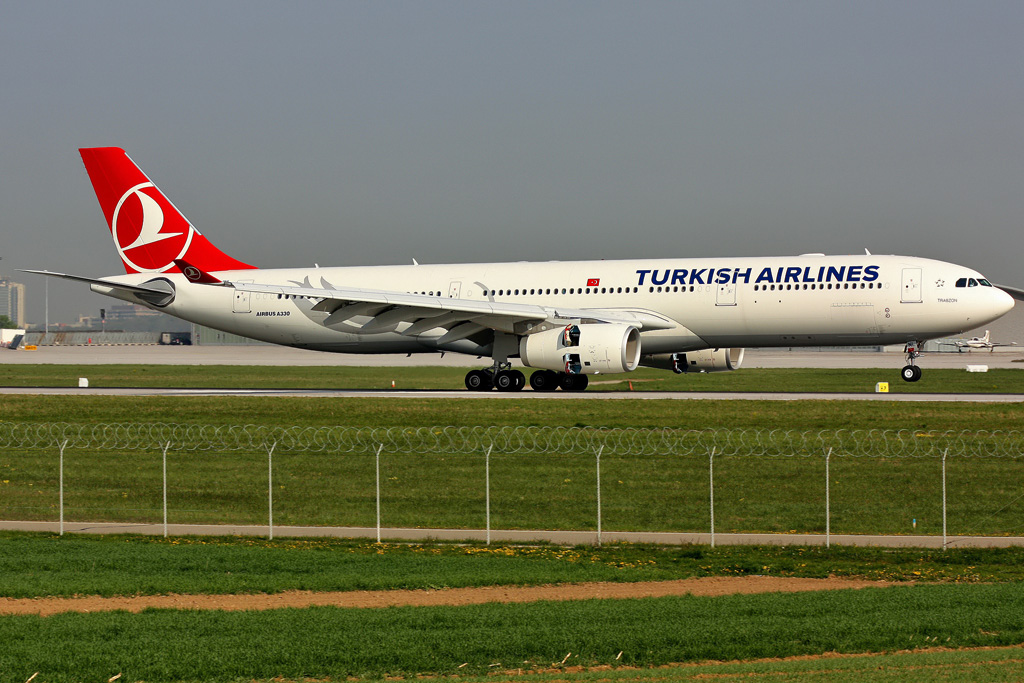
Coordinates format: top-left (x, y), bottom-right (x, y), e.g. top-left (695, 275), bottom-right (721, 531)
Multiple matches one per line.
top-left (200, 275), bottom-right (678, 337)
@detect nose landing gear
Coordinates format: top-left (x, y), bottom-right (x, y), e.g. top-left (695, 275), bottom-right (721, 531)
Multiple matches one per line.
top-left (901, 342), bottom-right (923, 382)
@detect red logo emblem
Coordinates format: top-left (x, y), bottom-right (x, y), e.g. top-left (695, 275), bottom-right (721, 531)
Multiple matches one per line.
top-left (111, 183), bottom-right (195, 272)
top-left (587, 278), bottom-right (600, 287)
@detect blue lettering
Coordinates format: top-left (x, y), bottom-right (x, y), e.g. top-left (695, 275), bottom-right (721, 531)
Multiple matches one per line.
top-left (817, 266), bottom-right (825, 282)
top-left (863, 265), bottom-right (880, 282)
top-left (689, 268), bottom-right (707, 285)
top-left (651, 269), bottom-right (670, 285)
top-left (715, 268), bottom-right (732, 284)
top-left (732, 267), bottom-right (752, 284)
top-left (636, 269), bottom-right (651, 285)
top-left (825, 266), bottom-right (845, 283)
top-left (848, 265), bottom-right (863, 282)
top-left (784, 267), bottom-right (801, 283)
top-left (802, 267), bottom-right (814, 282)
top-left (671, 269), bottom-right (688, 285)
top-left (755, 267), bottom-right (774, 284)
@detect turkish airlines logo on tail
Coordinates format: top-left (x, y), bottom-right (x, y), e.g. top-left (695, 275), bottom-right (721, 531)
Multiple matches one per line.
top-left (112, 182), bottom-right (195, 272)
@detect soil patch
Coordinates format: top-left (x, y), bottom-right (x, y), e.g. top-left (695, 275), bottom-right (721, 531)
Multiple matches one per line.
top-left (0, 576), bottom-right (895, 617)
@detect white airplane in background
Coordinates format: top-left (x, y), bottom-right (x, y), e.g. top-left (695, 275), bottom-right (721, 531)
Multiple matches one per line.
top-left (26, 148), bottom-right (1020, 390)
top-left (940, 330), bottom-right (1018, 352)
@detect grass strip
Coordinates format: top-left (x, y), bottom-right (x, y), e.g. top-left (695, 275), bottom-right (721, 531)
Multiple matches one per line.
top-left (2, 364), bottom-right (1024, 394)
top-left (453, 645), bottom-right (1024, 682)
top-left (3, 395), bottom-right (1024, 431)
top-left (1, 584), bottom-right (1024, 682)
top-left (1, 532), bottom-right (1022, 598)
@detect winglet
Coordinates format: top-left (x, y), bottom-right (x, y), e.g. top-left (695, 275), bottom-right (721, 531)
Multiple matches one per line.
top-left (174, 259), bottom-right (223, 284)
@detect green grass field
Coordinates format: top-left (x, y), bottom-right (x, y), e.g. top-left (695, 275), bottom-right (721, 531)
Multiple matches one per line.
top-left (3, 388), bottom-right (1024, 536)
top-left (2, 363), bottom-right (1024, 393)
top-left (2, 583), bottom-right (1024, 682)
top-left (3, 532), bottom-right (1022, 598)
top-left (3, 369), bottom-right (1024, 681)
top-left (4, 444), bottom-right (1023, 536)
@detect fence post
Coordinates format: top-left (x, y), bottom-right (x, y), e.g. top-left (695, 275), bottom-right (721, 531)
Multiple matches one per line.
top-left (266, 441), bottom-right (277, 540)
top-left (57, 440), bottom-right (68, 536)
top-left (825, 447), bottom-right (832, 549)
top-left (162, 442), bottom-right (171, 538)
top-left (942, 448), bottom-right (948, 551)
top-left (485, 445), bottom-right (493, 545)
top-left (375, 443), bottom-right (384, 543)
top-left (595, 445), bottom-right (604, 547)
top-left (709, 447), bottom-right (716, 548)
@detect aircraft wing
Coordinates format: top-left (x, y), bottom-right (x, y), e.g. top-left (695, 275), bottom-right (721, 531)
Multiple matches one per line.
top-left (223, 277), bottom-right (677, 338)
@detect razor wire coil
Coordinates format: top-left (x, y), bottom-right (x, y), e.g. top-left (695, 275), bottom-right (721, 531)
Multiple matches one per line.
top-left (2, 423), bottom-right (1023, 458)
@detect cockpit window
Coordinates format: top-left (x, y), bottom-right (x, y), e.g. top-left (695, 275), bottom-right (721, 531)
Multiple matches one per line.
top-left (955, 278), bottom-right (967, 287)
top-left (968, 278), bottom-right (978, 287)
top-left (979, 279), bottom-right (993, 287)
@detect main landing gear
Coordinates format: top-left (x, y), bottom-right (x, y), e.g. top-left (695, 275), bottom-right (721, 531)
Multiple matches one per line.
top-left (464, 364), bottom-right (525, 392)
top-left (464, 332), bottom-right (589, 392)
top-left (901, 341), bottom-right (923, 382)
top-left (464, 367), bottom-right (589, 392)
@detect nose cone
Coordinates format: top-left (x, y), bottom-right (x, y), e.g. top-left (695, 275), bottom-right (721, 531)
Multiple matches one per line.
top-left (985, 287), bottom-right (1016, 323)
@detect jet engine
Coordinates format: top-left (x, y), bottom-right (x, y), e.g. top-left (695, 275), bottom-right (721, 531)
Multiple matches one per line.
top-left (641, 348), bottom-right (744, 373)
top-left (519, 323), bottom-right (641, 375)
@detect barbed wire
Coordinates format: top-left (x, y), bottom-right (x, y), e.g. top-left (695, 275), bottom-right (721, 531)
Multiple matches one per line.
top-left (1, 423), bottom-right (1023, 458)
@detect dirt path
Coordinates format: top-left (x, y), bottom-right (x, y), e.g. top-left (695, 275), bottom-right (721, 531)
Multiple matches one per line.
top-left (0, 576), bottom-right (895, 616)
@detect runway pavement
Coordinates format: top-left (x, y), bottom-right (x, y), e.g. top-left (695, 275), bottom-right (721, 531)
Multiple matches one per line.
top-left (5, 344), bottom-right (1024, 369)
top-left (4, 345), bottom-right (1024, 400)
top-left (2, 520), bottom-right (1017, 549)
top-left (2, 386), bottom-right (1024, 401)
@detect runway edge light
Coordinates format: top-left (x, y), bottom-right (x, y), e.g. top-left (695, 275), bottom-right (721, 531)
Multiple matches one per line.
top-left (875, 382), bottom-right (889, 393)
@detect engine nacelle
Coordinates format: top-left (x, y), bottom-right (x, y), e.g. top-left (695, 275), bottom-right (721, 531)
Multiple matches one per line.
top-left (520, 324), bottom-right (641, 375)
top-left (641, 348), bottom-right (744, 373)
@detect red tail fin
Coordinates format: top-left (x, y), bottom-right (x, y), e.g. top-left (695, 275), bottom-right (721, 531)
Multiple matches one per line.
top-left (79, 147), bottom-right (255, 274)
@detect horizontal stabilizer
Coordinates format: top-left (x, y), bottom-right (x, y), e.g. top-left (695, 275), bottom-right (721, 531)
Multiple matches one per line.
top-left (21, 269), bottom-right (176, 306)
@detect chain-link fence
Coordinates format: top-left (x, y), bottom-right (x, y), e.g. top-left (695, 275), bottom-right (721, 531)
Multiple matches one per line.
top-left (2, 423), bottom-right (1023, 547)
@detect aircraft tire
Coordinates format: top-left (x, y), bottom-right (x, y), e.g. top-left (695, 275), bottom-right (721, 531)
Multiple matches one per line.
top-left (901, 365), bottom-right (921, 382)
top-left (465, 370), bottom-right (493, 391)
top-left (530, 369), bottom-right (559, 392)
top-left (495, 370), bottom-right (520, 392)
top-left (510, 369), bottom-right (526, 391)
top-left (558, 373), bottom-right (589, 392)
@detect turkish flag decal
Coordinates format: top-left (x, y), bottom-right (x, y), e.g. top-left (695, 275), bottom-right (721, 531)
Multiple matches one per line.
top-left (587, 278), bottom-right (600, 287)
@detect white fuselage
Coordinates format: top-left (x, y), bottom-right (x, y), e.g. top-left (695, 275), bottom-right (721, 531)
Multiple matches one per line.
top-left (94, 253), bottom-right (1014, 359)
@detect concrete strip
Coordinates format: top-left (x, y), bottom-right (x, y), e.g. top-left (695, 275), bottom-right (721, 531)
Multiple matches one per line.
top-left (1, 386), bottom-right (1022, 401)
top-left (2, 520), bottom-right (1020, 549)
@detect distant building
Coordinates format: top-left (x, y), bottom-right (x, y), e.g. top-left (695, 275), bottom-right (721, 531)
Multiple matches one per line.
top-left (0, 277), bottom-right (26, 327)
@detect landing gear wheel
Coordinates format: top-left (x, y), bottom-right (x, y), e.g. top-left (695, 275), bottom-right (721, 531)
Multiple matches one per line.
top-left (558, 373), bottom-right (589, 392)
top-left (495, 369), bottom-right (525, 392)
top-left (530, 370), bottom-right (559, 392)
top-left (465, 369), bottom-right (493, 391)
top-left (901, 365), bottom-right (922, 382)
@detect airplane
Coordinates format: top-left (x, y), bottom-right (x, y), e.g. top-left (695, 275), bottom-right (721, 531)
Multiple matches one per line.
top-left (24, 147), bottom-right (1020, 391)
top-left (940, 330), bottom-right (1018, 352)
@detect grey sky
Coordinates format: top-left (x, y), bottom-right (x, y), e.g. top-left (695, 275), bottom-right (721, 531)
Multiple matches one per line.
top-left (2, 2), bottom-right (1023, 323)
